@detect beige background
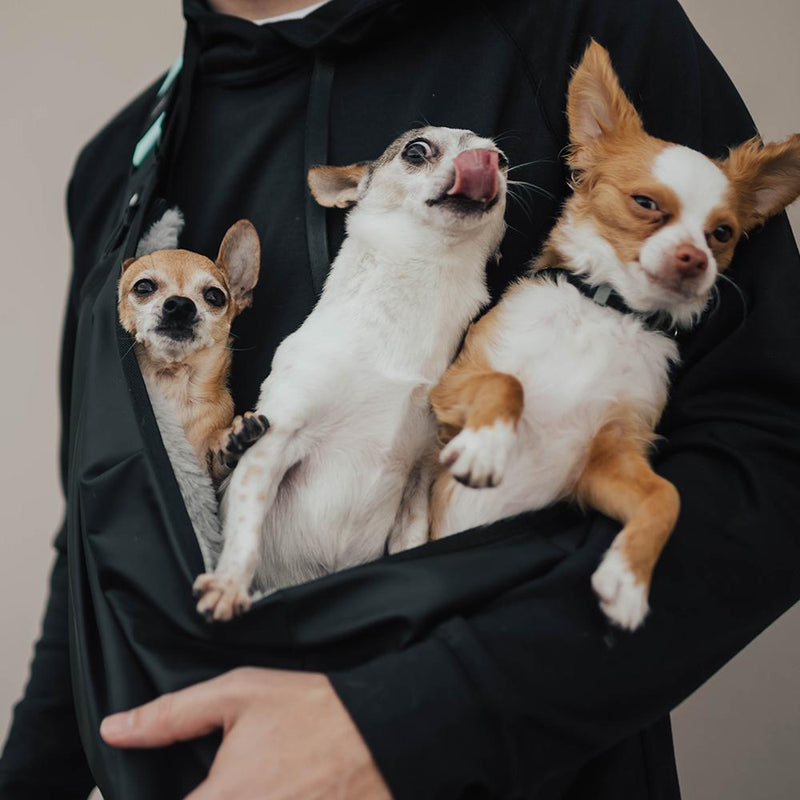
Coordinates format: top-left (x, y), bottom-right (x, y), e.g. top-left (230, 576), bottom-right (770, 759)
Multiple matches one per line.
top-left (0, 2), bottom-right (798, 798)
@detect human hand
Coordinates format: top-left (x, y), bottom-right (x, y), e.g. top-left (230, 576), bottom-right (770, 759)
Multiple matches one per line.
top-left (100, 667), bottom-right (393, 800)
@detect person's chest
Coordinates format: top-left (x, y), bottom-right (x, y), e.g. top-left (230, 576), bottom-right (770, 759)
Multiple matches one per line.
top-left (165, 24), bottom-right (568, 411)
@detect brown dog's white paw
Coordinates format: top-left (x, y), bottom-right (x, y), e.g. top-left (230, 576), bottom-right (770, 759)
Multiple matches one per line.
top-left (591, 548), bottom-right (649, 631)
top-left (216, 412), bottom-right (269, 470)
top-left (193, 573), bottom-right (252, 622)
top-left (440, 420), bottom-right (516, 488)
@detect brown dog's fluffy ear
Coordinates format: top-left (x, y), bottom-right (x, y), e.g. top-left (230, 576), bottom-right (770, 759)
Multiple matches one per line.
top-left (566, 40), bottom-right (645, 171)
top-left (307, 162), bottom-right (371, 209)
top-left (216, 220), bottom-right (261, 310)
top-left (721, 134), bottom-right (800, 231)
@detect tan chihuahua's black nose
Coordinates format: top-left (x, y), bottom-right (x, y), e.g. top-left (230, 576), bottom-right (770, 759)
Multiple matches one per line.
top-left (162, 295), bottom-right (197, 324)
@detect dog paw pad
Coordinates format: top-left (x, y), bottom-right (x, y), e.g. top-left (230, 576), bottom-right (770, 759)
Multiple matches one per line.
top-left (217, 412), bottom-right (270, 469)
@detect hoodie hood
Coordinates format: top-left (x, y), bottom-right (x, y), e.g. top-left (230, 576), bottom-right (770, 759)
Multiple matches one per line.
top-left (183, 0), bottom-right (442, 84)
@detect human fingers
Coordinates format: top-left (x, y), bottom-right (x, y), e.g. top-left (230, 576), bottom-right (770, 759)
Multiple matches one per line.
top-left (100, 674), bottom-right (237, 748)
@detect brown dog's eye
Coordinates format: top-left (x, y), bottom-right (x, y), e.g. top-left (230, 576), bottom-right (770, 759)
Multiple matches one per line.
top-left (204, 287), bottom-right (226, 307)
top-left (632, 195), bottom-right (660, 212)
top-left (711, 225), bottom-right (733, 244)
top-left (133, 279), bottom-right (156, 296)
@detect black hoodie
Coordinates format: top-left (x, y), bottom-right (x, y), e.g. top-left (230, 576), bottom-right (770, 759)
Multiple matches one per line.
top-left (2, 1), bottom-right (800, 799)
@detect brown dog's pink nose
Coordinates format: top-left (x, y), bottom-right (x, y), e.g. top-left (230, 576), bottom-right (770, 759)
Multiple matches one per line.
top-left (673, 244), bottom-right (708, 279)
top-left (448, 149), bottom-right (500, 203)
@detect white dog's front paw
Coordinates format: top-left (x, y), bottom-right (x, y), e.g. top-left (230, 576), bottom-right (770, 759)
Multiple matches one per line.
top-left (440, 420), bottom-right (516, 488)
top-left (591, 548), bottom-right (649, 631)
top-left (193, 573), bottom-right (252, 622)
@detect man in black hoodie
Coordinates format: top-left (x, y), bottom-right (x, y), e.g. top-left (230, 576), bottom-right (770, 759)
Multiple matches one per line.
top-left (2, 1), bottom-right (799, 798)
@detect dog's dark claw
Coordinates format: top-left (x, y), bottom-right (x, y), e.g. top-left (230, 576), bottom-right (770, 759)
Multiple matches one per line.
top-left (226, 433), bottom-right (245, 455)
top-left (240, 412), bottom-right (269, 442)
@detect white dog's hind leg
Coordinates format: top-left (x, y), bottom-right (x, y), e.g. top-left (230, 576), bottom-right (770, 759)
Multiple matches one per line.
top-left (387, 457), bottom-right (434, 554)
top-left (194, 427), bottom-right (307, 621)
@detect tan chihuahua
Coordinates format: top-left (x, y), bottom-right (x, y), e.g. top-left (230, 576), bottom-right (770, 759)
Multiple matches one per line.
top-left (118, 214), bottom-right (266, 571)
top-left (118, 217), bottom-right (265, 485)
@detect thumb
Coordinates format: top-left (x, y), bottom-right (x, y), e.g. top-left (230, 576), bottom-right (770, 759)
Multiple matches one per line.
top-left (100, 676), bottom-right (233, 749)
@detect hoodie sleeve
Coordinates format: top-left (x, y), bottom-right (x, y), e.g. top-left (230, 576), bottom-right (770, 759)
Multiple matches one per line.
top-left (0, 74), bottom-right (160, 797)
top-left (0, 164), bottom-right (102, 799)
top-left (0, 547), bottom-right (96, 800)
top-left (330, 2), bottom-right (800, 797)
top-left (0, 81), bottom-right (156, 793)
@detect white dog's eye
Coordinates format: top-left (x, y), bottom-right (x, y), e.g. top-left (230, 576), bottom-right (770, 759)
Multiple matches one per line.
top-left (203, 287), bottom-right (227, 308)
top-left (133, 279), bottom-right (156, 296)
top-left (632, 195), bottom-right (660, 212)
top-left (403, 138), bottom-right (434, 165)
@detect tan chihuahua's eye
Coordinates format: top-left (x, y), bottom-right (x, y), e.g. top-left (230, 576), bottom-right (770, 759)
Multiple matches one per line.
top-left (204, 287), bottom-right (227, 307)
top-left (133, 279), bottom-right (156, 296)
top-left (632, 195), bottom-right (660, 212)
top-left (710, 225), bottom-right (733, 244)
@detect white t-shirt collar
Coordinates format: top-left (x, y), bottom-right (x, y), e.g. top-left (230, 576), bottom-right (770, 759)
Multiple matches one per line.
top-left (253, 1), bottom-right (332, 24)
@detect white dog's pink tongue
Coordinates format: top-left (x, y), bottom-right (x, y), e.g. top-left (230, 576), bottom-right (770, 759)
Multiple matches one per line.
top-left (448, 149), bottom-right (500, 202)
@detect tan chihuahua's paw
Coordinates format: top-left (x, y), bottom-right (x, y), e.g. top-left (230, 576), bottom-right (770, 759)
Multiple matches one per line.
top-left (591, 549), bottom-right (649, 631)
top-left (216, 412), bottom-right (270, 470)
top-left (193, 573), bottom-right (252, 622)
top-left (439, 420), bottom-right (516, 488)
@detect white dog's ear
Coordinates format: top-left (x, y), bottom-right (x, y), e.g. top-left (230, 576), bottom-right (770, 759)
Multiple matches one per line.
top-left (216, 219), bottom-right (261, 310)
top-left (135, 207), bottom-right (185, 258)
top-left (307, 162), bottom-right (371, 208)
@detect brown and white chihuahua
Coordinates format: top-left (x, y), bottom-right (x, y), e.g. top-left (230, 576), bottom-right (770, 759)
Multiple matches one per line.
top-left (118, 214), bottom-right (265, 568)
top-left (430, 42), bottom-right (800, 630)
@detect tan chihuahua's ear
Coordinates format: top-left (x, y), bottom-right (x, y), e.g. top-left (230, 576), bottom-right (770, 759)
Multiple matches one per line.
top-left (567, 40), bottom-right (645, 171)
top-left (121, 257), bottom-right (138, 272)
top-left (307, 162), bottom-right (371, 209)
top-left (721, 134), bottom-right (800, 231)
top-left (216, 220), bottom-right (261, 310)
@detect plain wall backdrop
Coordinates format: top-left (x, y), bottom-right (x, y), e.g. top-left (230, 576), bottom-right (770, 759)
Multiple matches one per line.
top-left (1, 2), bottom-right (798, 798)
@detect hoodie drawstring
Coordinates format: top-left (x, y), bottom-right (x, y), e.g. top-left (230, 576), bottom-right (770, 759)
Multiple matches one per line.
top-left (304, 54), bottom-right (335, 296)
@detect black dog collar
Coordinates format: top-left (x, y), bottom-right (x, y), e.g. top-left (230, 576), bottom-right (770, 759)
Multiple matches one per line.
top-left (536, 267), bottom-right (679, 337)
